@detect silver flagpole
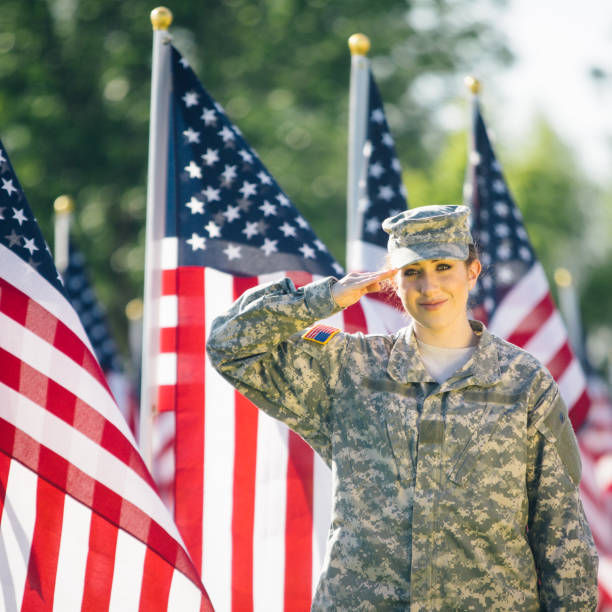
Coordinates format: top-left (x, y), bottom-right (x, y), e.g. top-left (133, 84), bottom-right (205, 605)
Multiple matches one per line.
top-left (346, 33), bottom-right (371, 272)
top-left (53, 194), bottom-right (74, 276)
top-left (140, 6), bottom-right (173, 468)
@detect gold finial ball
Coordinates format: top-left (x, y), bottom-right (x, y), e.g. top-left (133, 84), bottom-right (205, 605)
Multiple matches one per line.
top-left (125, 298), bottom-right (144, 321)
top-left (348, 33), bottom-right (371, 56)
top-left (464, 75), bottom-right (481, 94)
top-left (151, 7), bottom-right (173, 31)
top-left (554, 267), bottom-right (573, 288)
top-left (54, 194), bottom-right (74, 214)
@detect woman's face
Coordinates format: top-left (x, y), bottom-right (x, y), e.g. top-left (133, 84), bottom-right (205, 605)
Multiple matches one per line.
top-left (395, 257), bottom-right (481, 341)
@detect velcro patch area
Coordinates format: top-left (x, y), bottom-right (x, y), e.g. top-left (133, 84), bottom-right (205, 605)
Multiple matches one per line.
top-left (302, 324), bottom-right (340, 345)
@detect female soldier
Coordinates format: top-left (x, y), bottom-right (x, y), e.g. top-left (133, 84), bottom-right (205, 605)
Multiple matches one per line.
top-left (206, 204), bottom-right (598, 610)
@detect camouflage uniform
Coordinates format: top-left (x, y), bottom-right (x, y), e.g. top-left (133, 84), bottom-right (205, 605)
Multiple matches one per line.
top-left (207, 275), bottom-right (598, 611)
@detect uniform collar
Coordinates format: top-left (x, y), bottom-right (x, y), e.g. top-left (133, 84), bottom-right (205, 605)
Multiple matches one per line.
top-left (387, 320), bottom-right (501, 388)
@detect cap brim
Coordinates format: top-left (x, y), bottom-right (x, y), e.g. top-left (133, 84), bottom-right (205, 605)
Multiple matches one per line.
top-left (390, 242), bottom-right (469, 269)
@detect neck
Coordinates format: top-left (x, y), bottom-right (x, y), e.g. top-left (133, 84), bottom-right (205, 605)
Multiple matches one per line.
top-left (413, 318), bottom-right (477, 349)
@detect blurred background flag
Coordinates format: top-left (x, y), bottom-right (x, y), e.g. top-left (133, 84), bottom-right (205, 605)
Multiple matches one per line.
top-left (54, 197), bottom-right (139, 437)
top-left (345, 33), bottom-right (407, 334)
top-left (464, 78), bottom-right (590, 430)
top-left (0, 136), bottom-right (212, 609)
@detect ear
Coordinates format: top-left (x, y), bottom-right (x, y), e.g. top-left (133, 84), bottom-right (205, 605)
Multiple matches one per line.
top-left (467, 259), bottom-right (481, 290)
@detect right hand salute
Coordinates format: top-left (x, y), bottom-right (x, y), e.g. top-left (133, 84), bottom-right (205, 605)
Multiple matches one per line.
top-left (331, 268), bottom-right (397, 309)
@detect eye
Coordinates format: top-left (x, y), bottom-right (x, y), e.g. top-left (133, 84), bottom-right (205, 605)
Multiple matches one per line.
top-left (436, 262), bottom-right (452, 271)
top-left (403, 268), bottom-right (419, 277)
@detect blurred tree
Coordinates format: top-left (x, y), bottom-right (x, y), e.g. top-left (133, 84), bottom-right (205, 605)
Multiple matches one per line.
top-left (0, 0), bottom-right (511, 354)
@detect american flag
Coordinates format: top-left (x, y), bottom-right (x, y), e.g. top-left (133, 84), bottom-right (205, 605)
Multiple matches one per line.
top-left (63, 242), bottom-right (139, 437)
top-left (578, 375), bottom-right (612, 610)
top-left (0, 139), bottom-right (212, 610)
top-left (150, 45), bottom-right (412, 610)
top-left (465, 99), bottom-right (590, 430)
top-left (347, 69), bottom-right (408, 333)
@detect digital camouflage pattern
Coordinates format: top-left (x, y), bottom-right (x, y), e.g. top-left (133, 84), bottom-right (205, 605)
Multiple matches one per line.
top-left (206, 276), bottom-right (598, 611)
top-left (382, 204), bottom-right (471, 269)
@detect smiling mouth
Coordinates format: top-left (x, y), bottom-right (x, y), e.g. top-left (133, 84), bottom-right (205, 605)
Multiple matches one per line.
top-left (419, 299), bottom-right (447, 310)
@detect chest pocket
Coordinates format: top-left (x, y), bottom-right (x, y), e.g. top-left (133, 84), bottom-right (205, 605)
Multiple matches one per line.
top-left (364, 378), bottom-right (420, 485)
top-left (446, 390), bottom-right (522, 486)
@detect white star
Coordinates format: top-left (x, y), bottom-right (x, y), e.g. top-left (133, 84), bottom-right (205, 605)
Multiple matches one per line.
top-left (276, 194), bottom-right (290, 207)
top-left (239, 181), bottom-right (257, 199)
top-left (23, 237), bottom-right (38, 255)
top-left (497, 264), bottom-right (515, 285)
top-left (358, 196), bottom-right (371, 213)
top-left (519, 246), bottom-right (531, 261)
top-left (223, 205), bottom-right (241, 222)
top-left (242, 221), bottom-right (259, 239)
top-left (12, 208), bottom-right (27, 225)
top-left (492, 179), bottom-right (506, 194)
top-left (261, 238), bottom-right (278, 256)
top-left (366, 217), bottom-right (380, 233)
top-left (494, 201), bottom-right (509, 216)
top-left (382, 132), bottom-right (394, 147)
top-left (201, 148), bottom-right (219, 166)
top-left (392, 158), bottom-right (402, 173)
top-left (478, 230), bottom-right (490, 245)
top-left (481, 276), bottom-right (493, 290)
top-left (2, 179), bottom-right (18, 196)
top-left (492, 160), bottom-right (502, 172)
top-left (218, 126), bottom-right (235, 143)
top-left (494, 224), bottom-right (510, 238)
top-left (378, 185), bottom-right (394, 201)
top-left (370, 108), bottom-right (384, 123)
top-left (202, 186), bottom-right (220, 202)
top-left (257, 171), bottom-right (272, 185)
top-left (183, 127), bottom-right (200, 143)
top-left (222, 165), bottom-right (237, 184)
top-left (469, 151), bottom-right (481, 166)
top-left (497, 242), bottom-right (512, 260)
top-left (5, 229), bottom-right (20, 247)
top-left (223, 244), bottom-right (242, 260)
top-left (295, 216), bottom-right (309, 229)
top-left (333, 262), bottom-right (344, 275)
top-left (238, 149), bottom-right (254, 163)
top-left (484, 297), bottom-right (495, 312)
top-left (182, 91), bottom-right (199, 107)
top-left (205, 220), bottom-right (221, 238)
top-left (259, 201), bottom-right (277, 216)
top-left (186, 233), bottom-right (206, 251)
top-left (201, 108), bottom-right (217, 125)
top-left (0, 149), bottom-right (6, 163)
top-left (314, 240), bottom-right (327, 252)
top-left (186, 196), bottom-right (204, 214)
top-left (299, 244), bottom-right (316, 259)
top-left (369, 162), bottom-right (384, 178)
top-left (185, 161), bottom-right (201, 179)
top-left (279, 222), bottom-right (296, 237)
top-left (179, 57), bottom-right (190, 68)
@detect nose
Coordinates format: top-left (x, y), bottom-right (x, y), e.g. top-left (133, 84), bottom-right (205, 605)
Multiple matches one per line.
top-left (418, 271), bottom-right (439, 295)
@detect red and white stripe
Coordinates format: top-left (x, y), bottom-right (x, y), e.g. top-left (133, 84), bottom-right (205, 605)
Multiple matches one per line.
top-left (153, 237), bottom-right (404, 611)
top-left (0, 243), bottom-right (212, 611)
top-left (577, 377), bottom-right (612, 612)
top-left (485, 262), bottom-right (590, 429)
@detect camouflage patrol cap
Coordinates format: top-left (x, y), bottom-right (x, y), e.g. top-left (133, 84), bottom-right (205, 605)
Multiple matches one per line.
top-left (382, 204), bottom-right (472, 269)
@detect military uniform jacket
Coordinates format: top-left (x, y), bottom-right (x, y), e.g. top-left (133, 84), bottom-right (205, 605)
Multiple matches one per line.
top-left (206, 276), bottom-right (598, 611)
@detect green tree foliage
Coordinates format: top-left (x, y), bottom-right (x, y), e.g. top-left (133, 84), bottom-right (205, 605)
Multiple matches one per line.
top-left (0, 0), bottom-right (510, 355)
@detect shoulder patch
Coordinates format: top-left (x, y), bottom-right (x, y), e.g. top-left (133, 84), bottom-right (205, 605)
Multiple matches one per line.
top-left (302, 324), bottom-right (340, 345)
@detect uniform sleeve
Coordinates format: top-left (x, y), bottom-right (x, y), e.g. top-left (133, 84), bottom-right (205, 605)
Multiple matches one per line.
top-left (206, 275), bottom-right (348, 461)
top-left (526, 377), bottom-right (599, 611)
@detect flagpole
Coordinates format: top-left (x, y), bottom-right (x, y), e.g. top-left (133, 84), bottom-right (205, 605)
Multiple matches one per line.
top-left (464, 76), bottom-right (480, 207)
top-left (140, 6), bottom-right (173, 468)
top-left (53, 194), bottom-right (74, 275)
top-left (346, 33), bottom-right (370, 271)
top-left (554, 267), bottom-right (586, 366)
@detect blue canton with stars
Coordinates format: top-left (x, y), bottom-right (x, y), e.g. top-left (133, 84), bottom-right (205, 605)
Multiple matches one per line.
top-left (0, 140), bottom-right (65, 295)
top-left (357, 71), bottom-right (408, 248)
top-left (465, 101), bottom-right (536, 321)
top-left (63, 242), bottom-right (123, 373)
top-left (167, 46), bottom-right (343, 278)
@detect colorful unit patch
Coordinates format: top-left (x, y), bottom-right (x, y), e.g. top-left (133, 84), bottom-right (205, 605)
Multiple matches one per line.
top-left (302, 324), bottom-right (340, 345)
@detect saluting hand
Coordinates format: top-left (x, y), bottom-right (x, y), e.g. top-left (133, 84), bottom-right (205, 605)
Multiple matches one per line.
top-left (331, 268), bottom-right (397, 309)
